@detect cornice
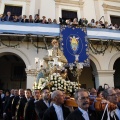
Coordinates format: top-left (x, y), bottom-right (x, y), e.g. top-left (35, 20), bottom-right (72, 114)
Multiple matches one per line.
top-left (102, 3), bottom-right (120, 11)
top-left (12, 0), bottom-right (30, 3)
top-left (104, 0), bottom-right (120, 3)
top-left (55, 0), bottom-right (84, 7)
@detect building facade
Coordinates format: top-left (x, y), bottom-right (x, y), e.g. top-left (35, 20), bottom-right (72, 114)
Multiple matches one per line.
top-left (0, 0), bottom-right (120, 90)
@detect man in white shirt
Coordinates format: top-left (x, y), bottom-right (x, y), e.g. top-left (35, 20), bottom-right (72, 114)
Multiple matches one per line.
top-left (43, 90), bottom-right (70, 120)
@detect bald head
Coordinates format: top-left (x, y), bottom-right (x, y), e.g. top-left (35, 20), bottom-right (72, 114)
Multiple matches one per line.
top-left (51, 90), bottom-right (64, 105)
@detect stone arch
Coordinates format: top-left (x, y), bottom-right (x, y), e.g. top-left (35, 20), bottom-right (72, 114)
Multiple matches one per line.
top-left (108, 52), bottom-right (120, 70)
top-left (89, 54), bottom-right (101, 71)
top-left (0, 47), bottom-right (30, 67)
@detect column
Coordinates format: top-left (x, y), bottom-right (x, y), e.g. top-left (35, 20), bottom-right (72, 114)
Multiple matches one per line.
top-left (93, 70), bottom-right (115, 89)
top-left (55, 3), bottom-right (59, 24)
top-left (102, 4), bottom-right (109, 23)
top-left (79, 2), bottom-right (84, 18)
top-left (25, 1), bottom-right (30, 17)
top-left (0, 0), bottom-right (2, 14)
top-left (93, 0), bottom-right (100, 21)
top-left (26, 72), bottom-right (36, 89)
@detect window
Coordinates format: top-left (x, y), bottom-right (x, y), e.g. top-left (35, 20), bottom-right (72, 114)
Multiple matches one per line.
top-left (110, 15), bottom-right (120, 26)
top-left (4, 5), bottom-right (22, 16)
top-left (62, 10), bottom-right (77, 21)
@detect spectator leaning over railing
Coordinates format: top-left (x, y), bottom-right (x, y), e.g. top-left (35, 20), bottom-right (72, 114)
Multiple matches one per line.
top-left (108, 23), bottom-right (115, 29)
top-left (13, 15), bottom-right (19, 22)
top-left (42, 16), bottom-right (47, 24)
top-left (21, 15), bottom-right (29, 23)
top-left (4, 11), bottom-right (13, 21)
top-left (95, 21), bottom-right (102, 28)
top-left (104, 21), bottom-right (109, 28)
top-left (53, 19), bottom-right (57, 24)
top-left (88, 19), bottom-right (96, 28)
top-left (79, 18), bottom-right (88, 27)
top-left (34, 14), bottom-right (40, 23)
top-left (47, 18), bottom-right (52, 24)
top-left (99, 21), bottom-right (105, 28)
top-left (72, 18), bottom-right (78, 25)
top-left (0, 14), bottom-right (5, 21)
top-left (28, 15), bottom-right (34, 23)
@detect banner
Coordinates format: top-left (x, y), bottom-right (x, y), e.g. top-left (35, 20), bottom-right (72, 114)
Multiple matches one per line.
top-left (60, 26), bottom-right (89, 66)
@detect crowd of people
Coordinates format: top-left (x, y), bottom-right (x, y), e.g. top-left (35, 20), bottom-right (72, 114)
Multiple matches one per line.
top-left (0, 12), bottom-right (57, 24)
top-left (0, 86), bottom-right (120, 120)
top-left (0, 11), bottom-right (120, 30)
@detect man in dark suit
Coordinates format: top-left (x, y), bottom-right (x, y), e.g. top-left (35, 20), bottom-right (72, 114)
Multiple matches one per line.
top-left (11, 89), bottom-right (27, 120)
top-left (101, 87), bottom-right (120, 120)
top-left (66, 89), bottom-right (98, 120)
top-left (24, 89), bottom-right (41, 120)
top-left (11, 90), bottom-right (19, 119)
top-left (35, 88), bottom-right (50, 120)
top-left (3, 89), bottom-right (15, 120)
top-left (21, 15), bottom-right (28, 23)
top-left (43, 90), bottom-right (70, 120)
top-left (34, 14), bottom-right (40, 23)
top-left (4, 11), bottom-right (13, 21)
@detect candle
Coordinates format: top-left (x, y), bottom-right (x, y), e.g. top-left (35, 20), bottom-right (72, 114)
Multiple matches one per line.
top-left (77, 63), bottom-right (83, 69)
top-left (69, 63), bottom-right (73, 70)
top-left (58, 62), bottom-right (63, 67)
top-left (75, 55), bottom-right (79, 61)
top-left (53, 57), bottom-right (58, 65)
top-left (39, 59), bottom-right (44, 66)
top-left (48, 49), bottom-right (53, 56)
top-left (35, 57), bottom-right (39, 64)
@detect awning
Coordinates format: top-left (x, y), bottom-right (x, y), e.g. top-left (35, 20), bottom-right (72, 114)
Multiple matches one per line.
top-left (0, 22), bottom-right (60, 37)
top-left (87, 28), bottom-right (120, 40)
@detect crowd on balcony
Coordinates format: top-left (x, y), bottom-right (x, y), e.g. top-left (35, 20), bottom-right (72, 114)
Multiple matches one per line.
top-left (62, 18), bottom-right (120, 30)
top-left (0, 11), bottom-right (57, 24)
top-left (0, 11), bottom-right (120, 30)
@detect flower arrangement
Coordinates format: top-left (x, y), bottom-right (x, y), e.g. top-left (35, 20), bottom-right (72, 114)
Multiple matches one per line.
top-left (50, 73), bottom-right (66, 91)
top-left (32, 73), bottom-right (80, 95)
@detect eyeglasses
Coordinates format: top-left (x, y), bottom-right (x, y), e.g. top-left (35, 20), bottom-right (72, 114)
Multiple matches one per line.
top-left (108, 93), bottom-right (117, 97)
top-left (79, 96), bottom-right (89, 100)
